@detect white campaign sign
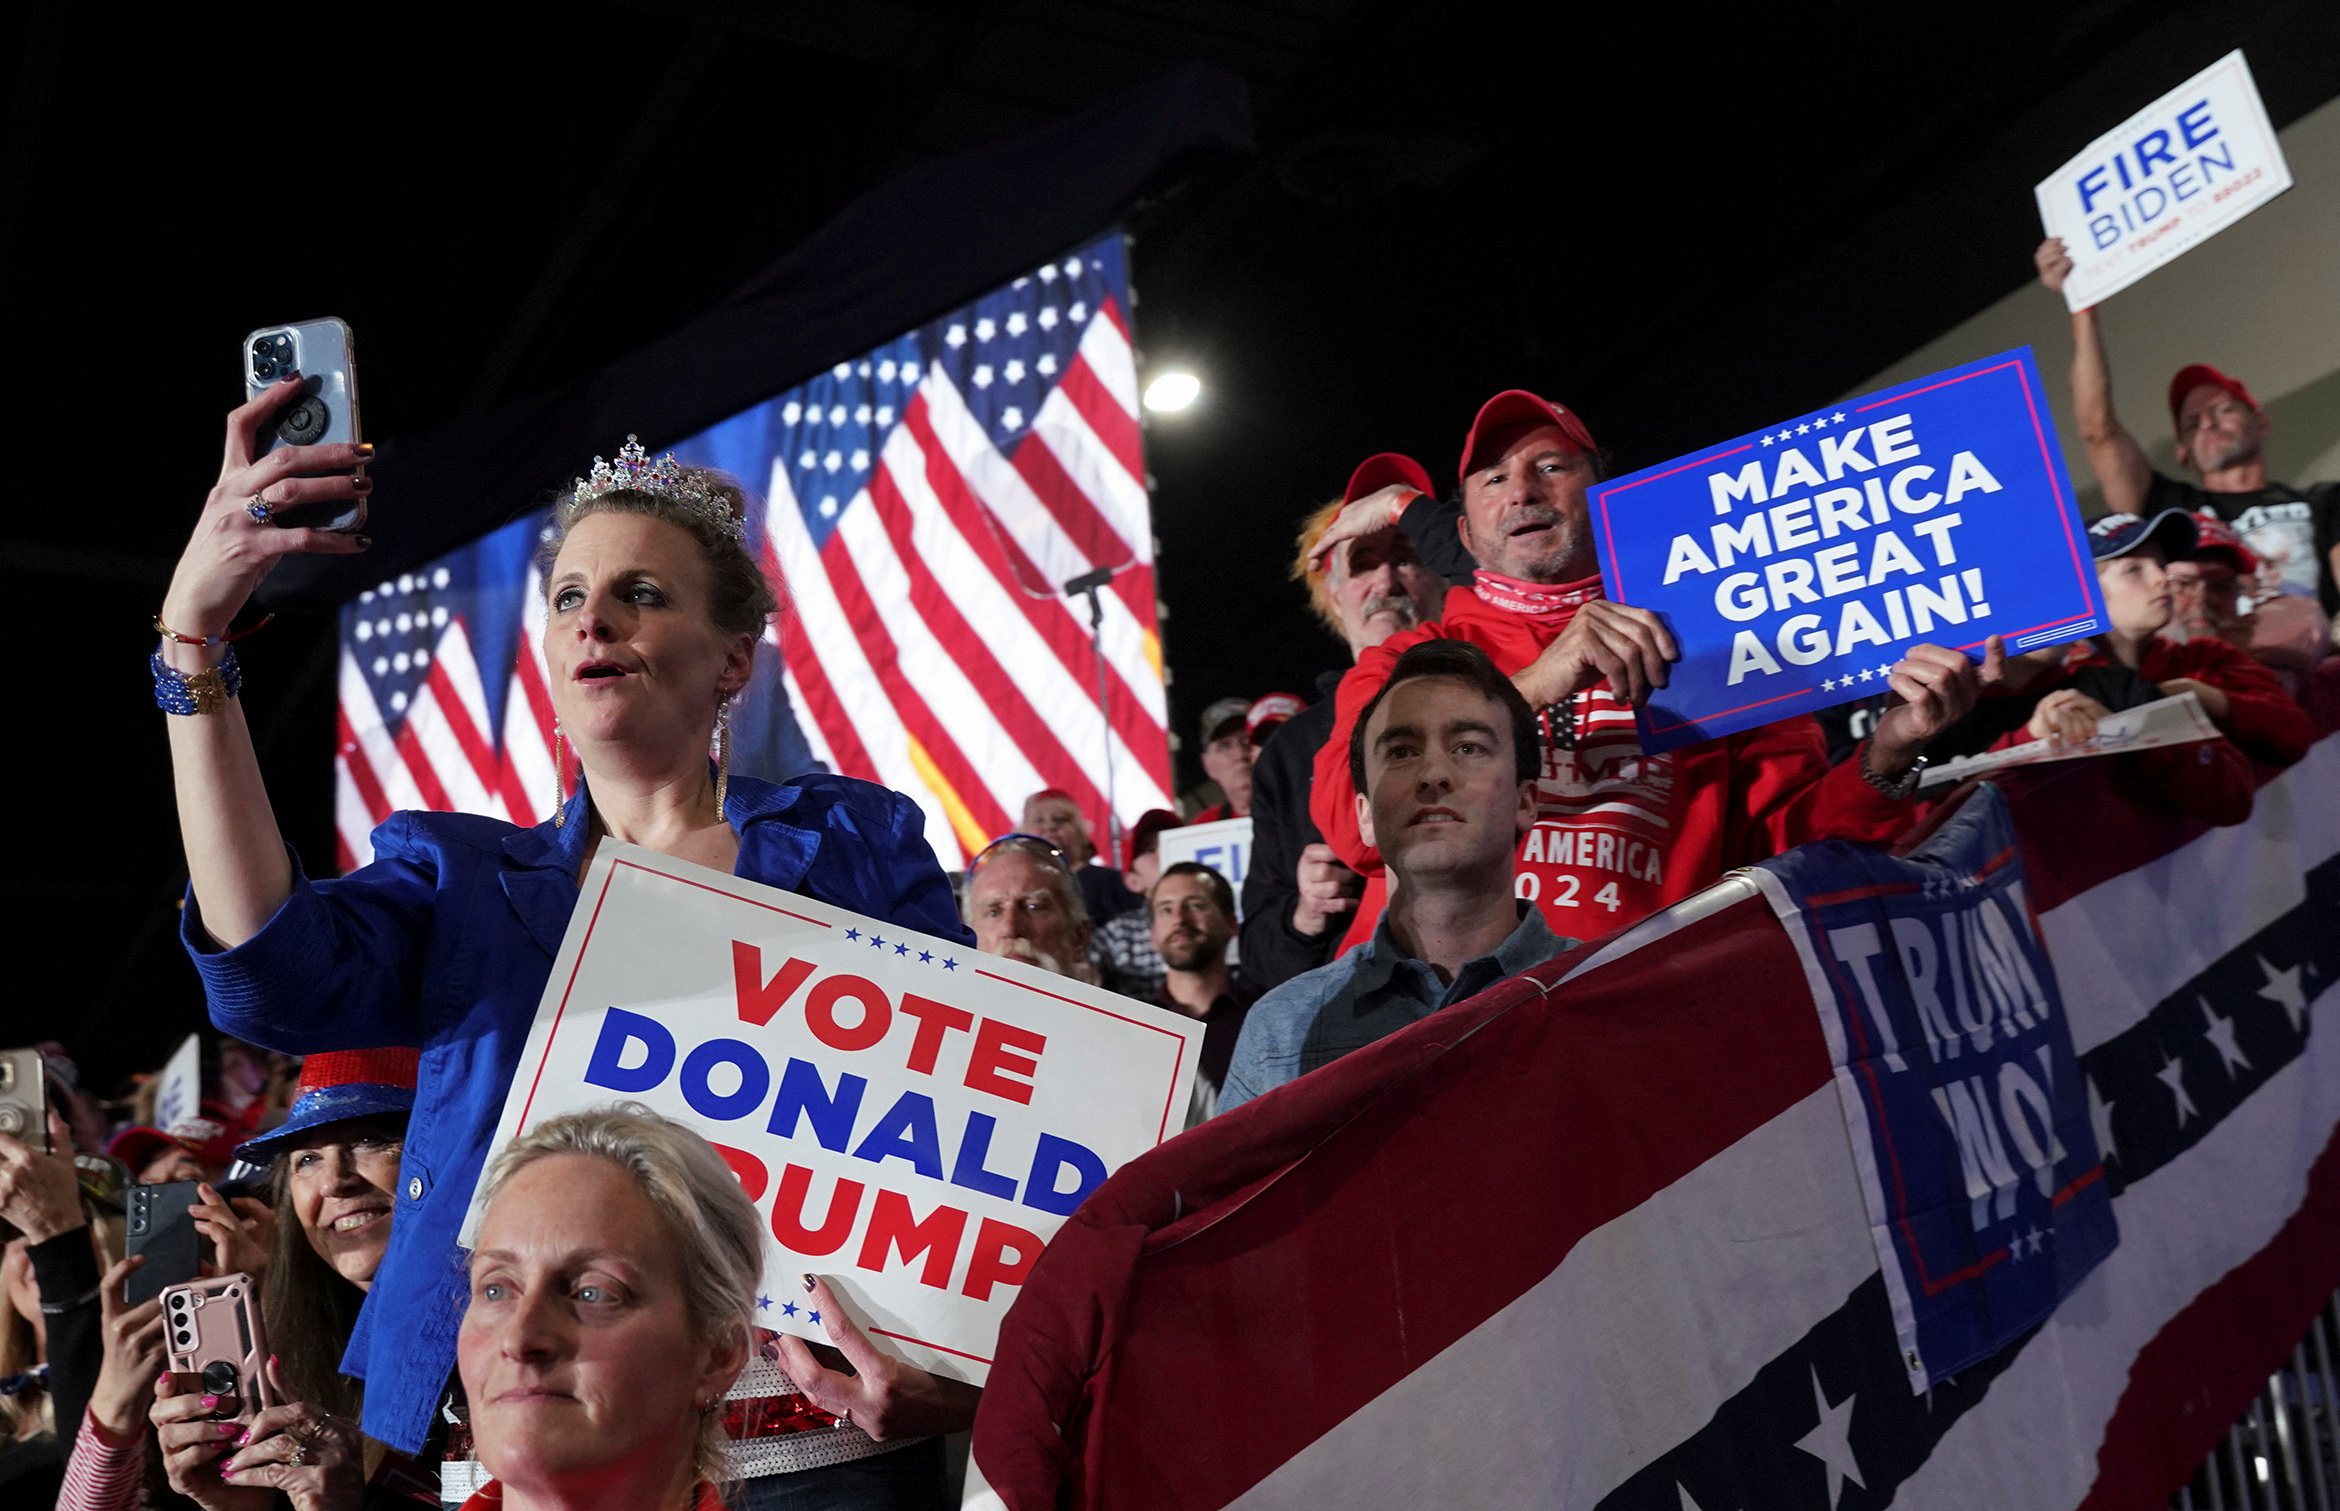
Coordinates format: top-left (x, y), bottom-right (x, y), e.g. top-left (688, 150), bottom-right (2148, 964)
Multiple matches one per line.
top-left (154, 1033), bottom-right (201, 1134)
top-left (1156, 817), bottom-right (1252, 920)
top-left (470, 840), bottom-right (1202, 1385)
top-left (2035, 49), bottom-right (2291, 311)
top-left (1918, 689), bottom-right (2219, 788)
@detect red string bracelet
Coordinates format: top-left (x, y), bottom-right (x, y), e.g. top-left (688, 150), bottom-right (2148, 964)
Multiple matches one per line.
top-left (154, 612), bottom-right (274, 647)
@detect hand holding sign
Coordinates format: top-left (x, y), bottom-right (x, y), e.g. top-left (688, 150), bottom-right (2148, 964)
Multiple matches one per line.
top-left (1512, 599), bottom-right (1680, 709)
top-left (777, 1274), bottom-right (983, 1440)
top-left (1868, 636), bottom-right (2007, 776)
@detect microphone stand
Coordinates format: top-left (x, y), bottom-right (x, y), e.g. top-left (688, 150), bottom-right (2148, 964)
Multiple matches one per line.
top-left (1062, 565), bottom-right (1121, 869)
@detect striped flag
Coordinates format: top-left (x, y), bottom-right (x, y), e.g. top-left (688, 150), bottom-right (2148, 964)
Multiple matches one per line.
top-left (335, 232), bottom-right (1171, 871)
top-left (974, 734), bottom-right (2340, 1509)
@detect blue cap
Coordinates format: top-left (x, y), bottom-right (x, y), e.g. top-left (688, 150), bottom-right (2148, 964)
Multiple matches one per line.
top-left (232, 1048), bottom-right (418, 1165)
top-left (2087, 508), bottom-right (2197, 562)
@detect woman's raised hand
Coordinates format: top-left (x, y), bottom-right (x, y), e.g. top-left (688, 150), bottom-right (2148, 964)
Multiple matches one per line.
top-left (86, 1254), bottom-right (167, 1439)
top-left (160, 378), bottom-right (372, 643)
top-left (191, 1182), bottom-right (273, 1279)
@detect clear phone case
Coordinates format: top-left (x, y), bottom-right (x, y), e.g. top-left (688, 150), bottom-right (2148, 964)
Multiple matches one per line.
top-left (242, 317), bottom-right (365, 529)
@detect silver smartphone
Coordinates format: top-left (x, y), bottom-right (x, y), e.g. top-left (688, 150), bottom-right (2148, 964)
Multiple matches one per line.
top-left (242, 317), bottom-right (365, 531)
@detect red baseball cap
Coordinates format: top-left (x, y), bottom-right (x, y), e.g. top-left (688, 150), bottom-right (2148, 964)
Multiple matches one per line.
top-left (2167, 364), bottom-right (2259, 423)
top-left (1245, 692), bottom-right (1307, 744)
top-left (1458, 390), bottom-right (1600, 481)
top-left (2186, 511), bottom-right (2259, 574)
top-left (109, 1116), bottom-right (241, 1177)
top-left (1342, 453), bottom-right (1436, 505)
top-left (1124, 808), bottom-right (1182, 863)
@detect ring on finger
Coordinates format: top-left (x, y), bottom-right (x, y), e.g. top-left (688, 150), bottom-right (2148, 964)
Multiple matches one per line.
top-left (245, 494), bottom-right (272, 524)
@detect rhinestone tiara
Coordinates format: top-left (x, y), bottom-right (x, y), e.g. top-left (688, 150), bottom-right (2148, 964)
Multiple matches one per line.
top-left (566, 435), bottom-right (746, 543)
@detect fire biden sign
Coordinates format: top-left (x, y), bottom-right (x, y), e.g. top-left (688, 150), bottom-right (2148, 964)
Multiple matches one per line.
top-left (468, 841), bottom-right (1202, 1385)
top-left (1589, 347), bottom-right (2104, 754)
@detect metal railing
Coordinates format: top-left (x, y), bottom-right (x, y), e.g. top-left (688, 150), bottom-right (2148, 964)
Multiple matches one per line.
top-left (2174, 1293), bottom-right (2340, 1510)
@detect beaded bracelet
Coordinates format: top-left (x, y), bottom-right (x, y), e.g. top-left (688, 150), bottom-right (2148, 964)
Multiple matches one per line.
top-left (152, 645), bottom-right (243, 716)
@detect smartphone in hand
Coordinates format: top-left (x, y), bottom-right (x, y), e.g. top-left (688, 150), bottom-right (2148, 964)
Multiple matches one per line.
top-left (126, 1180), bottom-right (206, 1306)
top-left (243, 317), bottom-right (365, 531)
top-left (162, 1273), bottom-right (278, 1423)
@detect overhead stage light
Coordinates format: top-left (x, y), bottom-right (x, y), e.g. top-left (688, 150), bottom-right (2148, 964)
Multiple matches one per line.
top-left (1143, 370), bottom-right (1201, 413)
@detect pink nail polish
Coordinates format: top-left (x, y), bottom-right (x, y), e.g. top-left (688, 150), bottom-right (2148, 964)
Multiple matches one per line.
top-left (200, 1394), bottom-right (220, 1411)
top-left (234, 1427), bottom-right (252, 1445)
top-left (220, 1456), bottom-right (236, 1473)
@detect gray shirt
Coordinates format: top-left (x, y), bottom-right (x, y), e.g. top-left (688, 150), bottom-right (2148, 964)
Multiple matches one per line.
top-left (1216, 904), bottom-right (1573, 1115)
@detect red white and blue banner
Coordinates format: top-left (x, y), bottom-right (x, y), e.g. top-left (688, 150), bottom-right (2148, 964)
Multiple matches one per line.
top-left (334, 232), bottom-right (1171, 871)
top-left (976, 733), bottom-right (2340, 1509)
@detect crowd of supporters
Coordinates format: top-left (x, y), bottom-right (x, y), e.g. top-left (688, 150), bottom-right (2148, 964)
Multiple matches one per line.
top-left (8, 227), bottom-right (2337, 1511)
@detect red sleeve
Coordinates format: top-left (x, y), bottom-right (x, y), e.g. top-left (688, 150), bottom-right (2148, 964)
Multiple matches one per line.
top-left (2109, 737), bottom-right (2257, 827)
top-left (1721, 717), bottom-right (1917, 867)
top-left (1310, 623), bottom-right (1451, 874)
top-left (2159, 638), bottom-right (2315, 767)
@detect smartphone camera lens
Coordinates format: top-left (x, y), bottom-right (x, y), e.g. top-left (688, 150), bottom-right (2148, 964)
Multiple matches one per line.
top-left (251, 340), bottom-right (272, 358)
top-left (254, 357), bottom-right (277, 381)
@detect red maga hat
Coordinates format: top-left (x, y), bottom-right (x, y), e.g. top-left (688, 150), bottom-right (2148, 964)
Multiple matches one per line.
top-left (1342, 453), bottom-right (1436, 505)
top-left (2167, 364), bottom-right (2259, 423)
top-left (2186, 511), bottom-right (2259, 575)
top-left (1245, 692), bottom-right (1307, 743)
top-left (1458, 390), bottom-right (1599, 481)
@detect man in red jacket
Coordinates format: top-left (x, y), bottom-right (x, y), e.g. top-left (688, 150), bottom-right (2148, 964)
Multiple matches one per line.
top-left (1311, 389), bottom-right (2000, 940)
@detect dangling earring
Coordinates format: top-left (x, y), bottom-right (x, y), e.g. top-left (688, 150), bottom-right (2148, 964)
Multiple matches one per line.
top-left (550, 718), bottom-right (567, 828)
top-left (713, 698), bottom-right (732, 817)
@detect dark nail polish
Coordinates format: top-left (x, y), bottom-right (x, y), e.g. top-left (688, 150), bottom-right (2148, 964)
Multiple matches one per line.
top-left (281, 368), bottom-right (301, 382)
top-left (355, 535), bottom-right (373, 549)
top-left (802, 1274), bottom-right (817, 1293)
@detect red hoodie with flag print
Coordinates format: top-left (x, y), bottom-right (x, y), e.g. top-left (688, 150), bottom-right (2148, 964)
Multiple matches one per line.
top-left (1311, 571), bottom-right (1921, 942)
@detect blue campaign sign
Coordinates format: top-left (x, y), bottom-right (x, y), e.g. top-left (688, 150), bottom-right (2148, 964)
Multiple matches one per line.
top-left (1755, 786), bottom-right (2119, 1391)
top-left (1590, 348), bottom-right (2105, 753)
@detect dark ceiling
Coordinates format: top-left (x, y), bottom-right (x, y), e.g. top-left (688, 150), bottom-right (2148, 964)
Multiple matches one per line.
top-left (9, 0), bottom-right (2336, 1089)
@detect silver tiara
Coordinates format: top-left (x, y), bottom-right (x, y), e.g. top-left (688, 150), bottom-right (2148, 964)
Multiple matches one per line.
top-left (566, 435), bottom-right (745, 543)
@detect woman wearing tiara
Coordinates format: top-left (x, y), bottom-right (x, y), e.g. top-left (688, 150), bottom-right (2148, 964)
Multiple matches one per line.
top-left (154, 380), bottom-right (974, 1507)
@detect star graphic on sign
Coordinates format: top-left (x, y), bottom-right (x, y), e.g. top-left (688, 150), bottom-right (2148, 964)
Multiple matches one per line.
top-left (1796, 422), bottom-right (1811, 435)
top-left (756, 1295), bottom-right (772, 1311)
top-left (779, 1300), bottom-right (799, 1318)
top-left (942, 956), bottom-right (958, 971)
top-left (2256, 954), bottom-right (2309, 1032)
top-left (1811, 413), bottom-right (1831, 428)
top-left (868, 933), bottom-right (886, 950)
top-left (1832, 411), bottom-right (1847, 422)
top-left (895, 942), bottom-right (910, 956)
top-left (1761, 432), bottom-right (1777, 447)
top-left (1792, 1366), bottom-right (1866, 1504)
top-left (2021, 1224), bottom-right (2044, 1258)
top-left (2087, 1074), bottom-right (2117, 1163)
top-left (807, 1309), bottom-right (821, 1326)
top-left (844, 928), bottom-right (860, 942)
top-left (1819, 677), bottom-right (1836, 692)
top-left (919, 949), bottom-right (934, 964)
top-left (1877, 664), bottom-right (1896, 681)
top-left (2201, 997), bottom-right (2251, 1077)
top-left (2156, 1053), bottom-right (2199, 1126)
top-left (1857, 667), bottom-right (1874, 682)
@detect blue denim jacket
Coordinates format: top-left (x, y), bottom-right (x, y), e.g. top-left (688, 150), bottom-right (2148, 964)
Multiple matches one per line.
top-left (1216, 904), bottom-right (1571, 1116)
top-left (185, 773), bottom-right (971, 1453)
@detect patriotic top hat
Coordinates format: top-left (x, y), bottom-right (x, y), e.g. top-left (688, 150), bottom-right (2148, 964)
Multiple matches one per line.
top-left (232, 1048), bottom-right (421, 1165)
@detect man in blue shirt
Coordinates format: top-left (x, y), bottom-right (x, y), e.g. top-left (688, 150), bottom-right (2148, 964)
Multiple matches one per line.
top-left (1219, 638), bottom-right (1577, 1112)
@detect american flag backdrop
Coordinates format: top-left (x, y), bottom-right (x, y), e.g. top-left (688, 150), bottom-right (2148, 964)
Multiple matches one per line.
top-left (335, 232), bottom-right (1173, 871)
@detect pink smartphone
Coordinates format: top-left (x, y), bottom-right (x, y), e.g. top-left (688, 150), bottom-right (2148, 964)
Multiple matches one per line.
top-left (161, 1273), bottom-right (279, 1422)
